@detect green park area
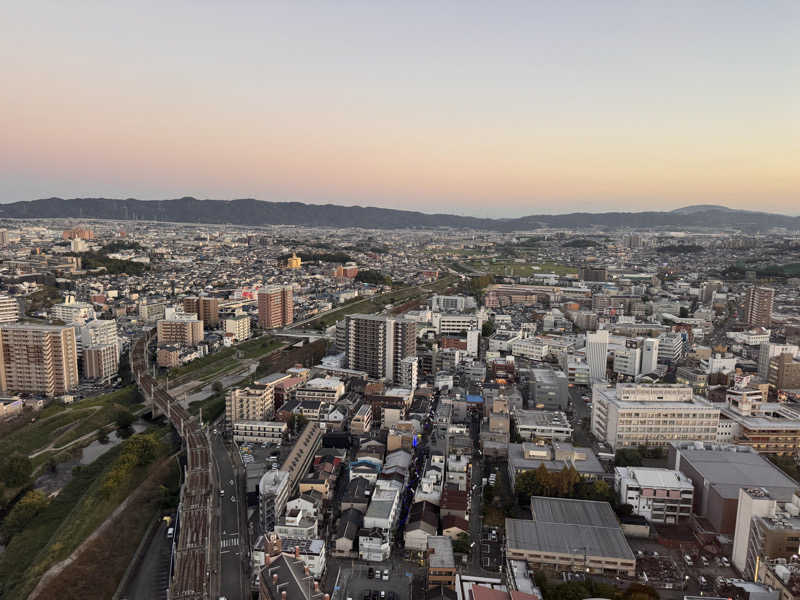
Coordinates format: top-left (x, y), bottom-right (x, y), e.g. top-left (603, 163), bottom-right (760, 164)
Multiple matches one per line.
top-left (464, 259), bottom-right (576, 277)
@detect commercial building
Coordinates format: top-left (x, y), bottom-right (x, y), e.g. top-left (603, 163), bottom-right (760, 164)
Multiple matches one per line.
top-left (0, 296), bottom-right (20, 324)
top-left (342, 314), bottom-right (416, 383)
top-left (224, 314), bottom-right (251, 341)
top-left (746, 286), bottom-right (775, 328)
top-left (586, 330), bottom-right (609, 381)
top-left (0, 323), bottom-right (79, 397)
top-left (511, 338), bottom-right (549, 361)
top-left (668, 441), bottom-right (798, 534)
top-left (614, 467), bottom-right (694, 524)
top-left (258, 285), bottom-right (293, 329)
top-left (768, 354), bottom-right (800, 391)
top-left (506, 497), bottom-right (636, 576)
top-left (514, 410), bottom-right (573, 441)
top-left (591, 383), bottom-right (719, 451)
top-left (156, 314), bottom-right (204, 346)
top-left (759, 343), bottom-right (799, 380)
top-left (529, 368), bottom-right (569, 410)
top-left (84, 344), bottom-right (119, 381)
top-left (732, 487), bottom-right (800, 578)
top-left (427, 536), bottom-right (456, 591)
top-left (280, 421), bottom-right (322, 494)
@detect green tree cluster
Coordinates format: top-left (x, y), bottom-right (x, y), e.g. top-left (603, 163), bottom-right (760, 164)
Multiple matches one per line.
top-left (614, 448), bottom-right (643, 466)
top-left (515, 465), bottom-right (614, 504)
top-left (535, 571), bottom-right (659, 600)
top-left (470, 274), bottom-right (494, 293)
top-left (355, 270), bottom-right (392, 285)
top-left (1, 490), bottom-right (49, 540)
top-left (452, 532), bottom-right (471, 554)
top-left (99, 434), bottom-right (160, 499)
top-left (0, 454), bottom-right (33, 488)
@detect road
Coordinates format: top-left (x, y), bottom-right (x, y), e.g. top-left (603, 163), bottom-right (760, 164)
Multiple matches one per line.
top-left (123, 520), bottom-right (171, 600)
top-left (212, 432), bottom-right (248, 600)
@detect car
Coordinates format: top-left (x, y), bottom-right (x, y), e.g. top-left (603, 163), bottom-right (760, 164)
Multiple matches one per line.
top-left (380, 592), bottom-right (386, 599)
top-left (382, 569), bottom-right (389, 580)
top-left (721, 557), bottom-right (730, 567)
top-left (375, 570), bottom-right (381, 579)
top-left (231, 496), bottom-right (236, 502)
top-left (219, 489), bottom-right (225, 495)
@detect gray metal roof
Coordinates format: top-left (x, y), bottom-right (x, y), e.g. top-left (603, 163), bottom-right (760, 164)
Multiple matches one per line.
top-left (530, 496), bottom-right (619, 528)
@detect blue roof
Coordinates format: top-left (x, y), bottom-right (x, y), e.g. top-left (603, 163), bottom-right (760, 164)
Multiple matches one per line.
top-left (466, 394), bottom-right (483, 403)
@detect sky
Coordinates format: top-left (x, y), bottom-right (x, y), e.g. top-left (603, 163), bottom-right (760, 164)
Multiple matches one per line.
top-left (1, 1), bottom-right (798, 217)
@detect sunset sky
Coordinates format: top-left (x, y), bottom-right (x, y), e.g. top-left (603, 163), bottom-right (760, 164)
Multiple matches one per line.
top-left (1, 1), bottom-right (798, 217)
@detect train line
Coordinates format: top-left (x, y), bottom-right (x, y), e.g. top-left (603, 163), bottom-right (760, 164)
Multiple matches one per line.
top-left (131, 333), bottom-right (214, 600)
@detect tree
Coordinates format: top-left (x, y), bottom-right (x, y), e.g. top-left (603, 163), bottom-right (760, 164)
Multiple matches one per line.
top-left (452, 532), bottom-right (471, 554)
top-left (482, 319), bottom-right (496, 338)
top-left (0, 454), bottom-right (32, 487)
top-left (614, 448), bottom-right (643, 467)
top-left (115, 409), bottom-right (135, 430)
top-left (212, 381), bottom-right (223, 393)
top-left (679, 306), bottom-right (690, 318)
top-left (1, 490), bottom-right (49, 540)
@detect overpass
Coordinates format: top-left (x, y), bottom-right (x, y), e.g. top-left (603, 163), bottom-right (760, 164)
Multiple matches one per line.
top-left (131, 333), bottom-right (216, 600)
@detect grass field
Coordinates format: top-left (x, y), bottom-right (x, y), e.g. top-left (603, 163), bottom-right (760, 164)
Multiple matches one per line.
top-left (465, 259), bottom-right (576, 277)
top-left (0, 432), bottom-right (170, 599)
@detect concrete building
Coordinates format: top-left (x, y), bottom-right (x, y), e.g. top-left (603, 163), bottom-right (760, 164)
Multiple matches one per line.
top-left (0, 323), bottom-right (79, 397)
top-left (224, 314), bottom-right (251, 341)
top-left (156, 314), bottom-right (204, 346)
top-left (50, 298), bottom-right (95, 324)
top-left (529, 368), bottom-right (569, 410)
top-left (84, 344), bottom-right (119, 382)
top-left (768, 354), bottom-right (800, 391)
top-left (506, 497), bottom-right (636, 576)
top-left (668, 441), bottom-right (798, 534)
top-left (508, 442), bottom-right (605, 489)
top-left (427, 536), bottom-right (456, 591)
top-left (759, 343), bottom-right (799, 381)
top-left (746, 286), bottom-right (775, 328)
top-left (658, 332), bottom-right (685, 365)
top-left (295, 377), bottom-right (344, 404)
top-left (614, 467), bottom-right (694, 524)
top-left (259, 469), bottom-right (290, 534)
top-left (157, 345), bottom-right (180, 368)
top-left (641, 337), bottom-right (659, 375)
top-left (80, 319), bottom-right (118, 357)
top-left (138, 298), bottom-right (166, 322)
top-left (591, 383), bottom-right (719, 451)
top-left (258, 285), bottom-right (293, 329)
top-left (586, 330), bottom-right (609, 381)
top-left (350, 404), bottom-right (373, 434)
top-left (280, 421), bottom-right (322, 494)
top-left (232, 420), bottom-right (286, 444)
top-left (613, 338), bottom-right (643, 379)
top-left (342, 314), bottom-right (416, 383)
top-left (733, 487), bottom-right (800, 578)
top-left (514, 410), bottom-right (573, 441)
top-left (511, 337), bottom-right (549, 361)
top-left (0, 296), bottom-right (20, 324)
top-left (183, 296), bottom-right (220, 328)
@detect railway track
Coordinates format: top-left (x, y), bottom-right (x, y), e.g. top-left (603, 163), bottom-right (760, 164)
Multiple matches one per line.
top-left (131, 333), bottom-right (214, 600)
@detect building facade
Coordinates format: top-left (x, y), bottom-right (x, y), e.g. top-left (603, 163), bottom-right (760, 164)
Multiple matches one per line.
top-left (258, 286), bottom-right (293, 329)
top-left (0, 323), bottom-right (79, 397)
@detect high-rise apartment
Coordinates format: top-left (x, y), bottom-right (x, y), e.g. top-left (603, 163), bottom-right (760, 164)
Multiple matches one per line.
top-left (258, 286), bottom-right (293, 329)
top-left (156, 314), bottom-right (204, 346)
top-left (84, 344), bottom-right (119, 382)
top-left (225, 382), bottom-right (275, 422)
top-left (342, 314), bottom-right (416, 383)
top-left (183, 296), bottom-right (220, 328)
top-left (745, 286), bottom-right (775, 328)
top-left (585, 329), bottom-right (609, 381)
top-left (0, 323), bottom-right (79, 397)
top-left (0, 296), bottom-right (20, 324)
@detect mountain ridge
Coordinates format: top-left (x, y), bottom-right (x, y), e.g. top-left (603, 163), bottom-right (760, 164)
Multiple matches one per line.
top-left (0, 197), bottom-right (797, 232)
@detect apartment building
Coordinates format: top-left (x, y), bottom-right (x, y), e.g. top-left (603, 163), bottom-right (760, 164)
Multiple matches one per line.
top-left (614, 467), bottom-right (694, 524)
top-left (226, 382), bottom-right (275, 422)
top-left (259, 469), bottom-right (290, 533)
top-left (768, 354), bottom-right (800, 391)
top-left (232, 420), bottom-right (286, 444)
top-left (759, 343), bottom-right (799, 380)
top-left (342, 314), bottom-right (416, 383)
top-left (156, 314), bottom-right (204, 346)
top-left (591, 383), bottom-right (719, 451)
top-left (258, 285), bottom-right (293, 329)
top-left (0, 296), bottom-right (20, 324)
top-left (183, 296), bottom-right (220, 328)
top-left (350, 404), bottom-right (373, 434)
top-left (0, 323), bottom-right (79, 397)
top-left (50, 298), bottom-right (95, 324)
top-left (224, 314), bottom-right (251, 341)
top-left (138, 298), bottom-right (166, 322)
top-left (745, 286), bottom-right (775, 328)
top-left (294, 377), bottom-right (344, 403)
top-left (433, 313), bottom-right (480, 335)
top-left (79, 319), bottom-right (118, 358)
top-left (427, 536), bottom-right (456, 591)
top-left (84, 344), bottom-right (119, 381)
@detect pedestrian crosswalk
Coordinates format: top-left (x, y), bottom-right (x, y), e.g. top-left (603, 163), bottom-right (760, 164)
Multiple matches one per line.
top-left (221, 537), bottom-right (239, 548)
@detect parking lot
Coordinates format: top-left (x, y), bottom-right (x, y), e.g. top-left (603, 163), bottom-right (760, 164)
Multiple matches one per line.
top-left (480, 527), bottom-right (503, 571)
top-left (345, 565), bottom-right (412, 600)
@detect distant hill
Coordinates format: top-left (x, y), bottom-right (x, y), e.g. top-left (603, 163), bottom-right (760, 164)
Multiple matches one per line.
top-left (0, 197), bottom-right (797, 231)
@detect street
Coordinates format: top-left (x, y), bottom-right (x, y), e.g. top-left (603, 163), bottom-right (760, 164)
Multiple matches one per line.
top-left (212, 432), bottom-right (249, 600)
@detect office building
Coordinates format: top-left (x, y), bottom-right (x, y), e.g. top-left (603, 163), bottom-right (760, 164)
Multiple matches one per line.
top-left (342, 314), bottom-right (416, 383)
top-left (614, 467), bottom-right (694, 524)
top-left (746, 286), bottom-right (775, 328)
top-left (226, 382), bottom-right (275, 422)
top-left (657, 332), bottom-right (685, 365)
top-left (529, 368), bottom-right (569, 410)
top-left (668, 441), bottom-right (798, 534)
top-left (84, 344), bottom-right (119, 382)
top-left (508, 442), bottom-right (605, 488)
top-left (641, 338), bottom-right (659, 374)
top-left (258, 286), bottom-right (293, 329)
top-left (0, 323), bottom-right (79, 397)
top-left (0, 296), bottom-right (20, 324)
top-left (733, 487), bottom-right (800, 578)
top-left (768, 354), bottom-right (800, 391)
top-left (183, 296), bottom-right (220, 328)
top-left (224, 314), bottom-right (251, 341)
top-left (506, 497), bottom-right (636, 576)
top-left (513, 410), bottom-right (573, 441)
top-left (429, 294), bottom-right (475, 312)
top-left (157, 314), bottom-right (204, 346)
top-left (586, 330), bottom-right (609, 381)
top-left (259, 469), bottom-right (290, 534)
top-left (613, 338), bottom-right (642, 378)
top-left (759, 343), bottom-right (799, 381)
top-left (591, 383), bottom-right (719, 451)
